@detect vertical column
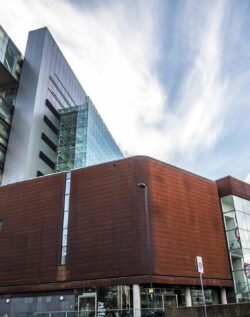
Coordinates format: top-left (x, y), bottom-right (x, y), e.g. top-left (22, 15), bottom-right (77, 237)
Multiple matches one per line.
top-left (185, 287), bottom-right (192, 307)
top-left (220, 288), bottom-right (227, 304)
top-left (133, 285), bottom-right (141, 317)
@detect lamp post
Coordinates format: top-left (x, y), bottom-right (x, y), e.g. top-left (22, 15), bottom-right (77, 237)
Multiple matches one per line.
top-left (138, 183), bottom-right (153, 289)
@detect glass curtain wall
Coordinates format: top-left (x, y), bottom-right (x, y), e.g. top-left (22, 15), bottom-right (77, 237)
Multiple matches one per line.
top-left (221, 195), bottom-right (250, 302)
top-left (0, 95), bottom-right (14, 183)
top-left (56, 104), bottom-right (88, 172)
top-left (140, 286), bottom-right (219, 309)
top-left (56, 97), bottom-right (122, 173)
top-left (0, 26), bottom-right (22, 81)
top-left (77, 285), bottom-right (219, 314)
top-left (86, 99), bottom-right (123, 166)
top-left (0, 26), bottom-right (22, 184)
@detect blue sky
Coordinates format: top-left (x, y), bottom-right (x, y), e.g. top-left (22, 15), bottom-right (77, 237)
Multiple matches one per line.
top-left (1, 0), bottom-right (249, 181)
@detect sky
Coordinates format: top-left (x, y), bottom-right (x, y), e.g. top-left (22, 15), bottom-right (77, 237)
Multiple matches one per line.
top-left (1, 0), bottom-right (249, 182)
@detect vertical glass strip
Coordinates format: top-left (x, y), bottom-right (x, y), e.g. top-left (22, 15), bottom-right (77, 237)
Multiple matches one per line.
top-left (60, 172), bottom-right (71, 265)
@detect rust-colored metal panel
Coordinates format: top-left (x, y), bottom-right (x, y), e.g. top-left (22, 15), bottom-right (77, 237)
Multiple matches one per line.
top-left (148, 159), bottom-right (232, 286)
top-left (67, 157), bottom-right (149, 280)
top-left (217, 176), bottom-right (250, 200)
top-left (0, 173), bottom-right (65, 289)
top-left (0, 156), bottom-right (233, 294)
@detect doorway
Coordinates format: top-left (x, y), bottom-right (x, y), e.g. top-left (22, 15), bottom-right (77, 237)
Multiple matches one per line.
top-left (162, 293), bottom-right (178, 308)
top-left (78, 292), bottom-right (97, 317)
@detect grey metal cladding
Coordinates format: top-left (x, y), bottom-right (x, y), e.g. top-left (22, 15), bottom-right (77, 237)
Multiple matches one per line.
top-left (2, 27), bottom-right (87, 184)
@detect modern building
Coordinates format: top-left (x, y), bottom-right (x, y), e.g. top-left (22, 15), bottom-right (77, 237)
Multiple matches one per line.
top-left (0, 25), bottom-right (22, 184)
top-left (56, 97), bottom-right (122, 173)
top-left (0, 26), bottom-right (123, 185)
top-left (1, 25), bottom-right (250, 317)
top-left (0, 156), bottom-right (238, 316)
top-left (217, 176), bottom-right (250, 302)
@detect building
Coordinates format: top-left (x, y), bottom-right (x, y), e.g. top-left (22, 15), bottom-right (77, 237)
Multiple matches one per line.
top-left (0, 25), bottom-right (22, 183)
top-left (1, 25), bottom-right (250, 317)
top-left (217, 176), bottom-right (250, 302)
top-left (0, 156), bottom-right (238, 316)
top-left (0, 26), bottom-right (123, 185)
top-left (56, 97), bottom-right (122, 172)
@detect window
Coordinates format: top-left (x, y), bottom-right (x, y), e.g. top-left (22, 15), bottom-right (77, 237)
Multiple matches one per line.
top-left (45, 99), bottom-right (60, 119)
top-left (36, 170), bottom-right (44, 177)
top-left (39, 151), bottom-right (55, 169)
top-left (60, 172), bottom-right (71, 265)
top-left (43, 115), bottom-right (59, 135)
top-left (41, 133), bottom-right (57, 152)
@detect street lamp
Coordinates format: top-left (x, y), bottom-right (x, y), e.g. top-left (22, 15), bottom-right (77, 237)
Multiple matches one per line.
top-left (138, 183), bottom-right (153, 289)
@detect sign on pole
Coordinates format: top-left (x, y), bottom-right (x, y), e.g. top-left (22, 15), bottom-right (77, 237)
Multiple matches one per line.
top-left (196, 256), bottom-right (204, 274)
top-left (195, 256), bottom-right (207, 317)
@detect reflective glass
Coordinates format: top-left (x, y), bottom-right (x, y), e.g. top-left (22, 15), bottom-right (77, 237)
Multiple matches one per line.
top-left (246, 214), bottom-right (250, 231)
top-left (56, 105), bottom-right (87, 172)
top-left (221, 195), bottom-right (234, 213)
top-left (234, 196), bottom-right (244, 212)
top-left (61, 246), bottom-right (67, 265)
top-left (237, 211), bottom-right (247, 230)
top-left (243, 199), bottom-right (250, 214)
top-left (65, 179), bottom-right (71, 195)
top-left (62, 228), bottom-right (68, 247)
top-left (0, 26), bottom-right (22, 81)
top-left (243, 248), bottom-right (250, 264)
top-left (0, 94), bottom-right (15, 184)
top-left (63, 211), bottom-right (69, 229)
top-left (224, 210), bottom-right (236, 231)
top-left (222, 195), bottom-right (250, 301)
top-left (86, 99), bottom-right (123, 166)
top-left (64, 194), bottom-right (70, 211)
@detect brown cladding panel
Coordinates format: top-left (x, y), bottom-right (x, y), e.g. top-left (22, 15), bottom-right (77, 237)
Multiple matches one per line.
top-left (0, 173), bottom-right (65, 287)
top-left (148, 160), bottom-right (232, 285)
top-left (67, 158), bottom-right (149, 280)
top-left (217, 176), bottom-right (250, 200)
top-left (0, 156), bottom-right (233, 294)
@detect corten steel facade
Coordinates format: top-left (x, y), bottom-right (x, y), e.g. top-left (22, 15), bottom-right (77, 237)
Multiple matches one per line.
top-left (0, 156), bottom-right (233, 315)
top-left (217, 176), bottom-right (250, 201)
top-left (149, 160), bottom-right (232, 287)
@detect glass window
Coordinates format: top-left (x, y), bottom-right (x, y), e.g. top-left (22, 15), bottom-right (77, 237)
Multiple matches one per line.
top-left (234, 196), bottom-right (243, 212)
top-left (64, 194), bottom-right (70, 211)
top-left (65, 178), bottom-right (71, 195)
top-left (245, 214), bottom-right (250, 231)
top-left (63, 211), bottom-right (69, 229)
top-left (237, 211), bottom-right (247, 230)
top-left (239, 230), bottom-right (250, 249)
top-left (243, 249), bottom-right (250, 264)
top-left (243, 199), bottom-right (250, 214)
top-left (60, 168), bottom-right (72, 265)
top-left (224, 211), bottom-right (236, 231)
top-left (62, 228), bottom-right (68, 247)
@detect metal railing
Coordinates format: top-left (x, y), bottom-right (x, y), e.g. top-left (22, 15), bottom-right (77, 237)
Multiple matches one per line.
top-left (18, 308), bottom-right (165, 317)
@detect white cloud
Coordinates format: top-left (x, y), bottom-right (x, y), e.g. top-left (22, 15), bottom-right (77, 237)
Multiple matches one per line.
top-left (245, 174), bottom-right (250, 184)
top-left (0, 0), bottom-right (166, 155)
top-left (0, 0), bottom-right (239, 168)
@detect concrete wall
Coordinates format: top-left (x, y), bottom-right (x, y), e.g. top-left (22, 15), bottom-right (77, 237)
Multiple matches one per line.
top-left (166, 303), bottom-right (250, 317)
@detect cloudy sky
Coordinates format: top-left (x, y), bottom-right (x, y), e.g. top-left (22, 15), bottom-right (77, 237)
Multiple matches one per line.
top-left (1, 0), bottom-right (249, 181)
